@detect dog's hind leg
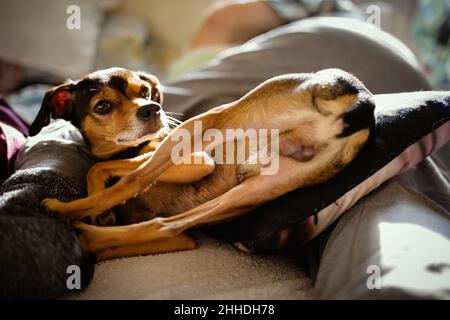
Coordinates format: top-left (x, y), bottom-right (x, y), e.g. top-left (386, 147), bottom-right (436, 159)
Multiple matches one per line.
top-left (75, 159), bottom-right (304, 252)
top-left (93, 232), bottom-right (196, 262)
top-left (76, 138), bottom-right (357, 253)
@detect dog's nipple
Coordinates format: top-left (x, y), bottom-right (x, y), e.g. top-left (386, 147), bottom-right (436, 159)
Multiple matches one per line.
top-left (290, 146), bottom-right (315, 162)
top-left (279, 136), bottom-right (315, 162)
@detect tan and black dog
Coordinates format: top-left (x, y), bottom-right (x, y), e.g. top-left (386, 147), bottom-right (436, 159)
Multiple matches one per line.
top-left (29, 67), bottom-right (375, 261)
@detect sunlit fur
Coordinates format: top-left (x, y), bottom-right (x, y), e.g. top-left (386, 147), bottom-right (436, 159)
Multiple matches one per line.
top-left (39, 68), bottom-right (375, 261)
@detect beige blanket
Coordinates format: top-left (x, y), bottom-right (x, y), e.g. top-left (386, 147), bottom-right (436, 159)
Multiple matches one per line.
top-left (73, 234), bottom-right (312, 300)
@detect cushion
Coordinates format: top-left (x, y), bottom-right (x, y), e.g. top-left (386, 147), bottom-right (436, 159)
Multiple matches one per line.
top-left (314, 175), bottom-right (450, 299)
top-left (0, 120), bottom-right (95, 299)
top-left (204, 91), bottom-right (450, 252)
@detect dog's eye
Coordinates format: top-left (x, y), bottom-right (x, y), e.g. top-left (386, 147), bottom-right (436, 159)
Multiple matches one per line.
top-left (151, 87), bottom-right (160, 103)
top-left (141, 86), bottom-right (150, 99)
top-left (93, 101), bottom-right (112, 115)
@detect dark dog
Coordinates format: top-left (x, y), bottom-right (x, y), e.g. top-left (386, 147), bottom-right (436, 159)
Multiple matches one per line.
top-left (29, 67), bottom-right (374, 261)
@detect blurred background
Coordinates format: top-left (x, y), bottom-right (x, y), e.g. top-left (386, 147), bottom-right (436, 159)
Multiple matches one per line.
top-left (0, 0), bottom-right (448, 122)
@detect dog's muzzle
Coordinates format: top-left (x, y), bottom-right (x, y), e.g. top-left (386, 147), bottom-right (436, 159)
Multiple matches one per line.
top-left (337, 99), bottom-right (375, 138)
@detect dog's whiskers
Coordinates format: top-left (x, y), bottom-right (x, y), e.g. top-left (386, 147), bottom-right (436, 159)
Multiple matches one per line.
top-left (165, 111), bottom-right (184, 116)
top-left (167, 116), bottom-right (183, 124)
top-left (166, 116), bottom-right (183, 129)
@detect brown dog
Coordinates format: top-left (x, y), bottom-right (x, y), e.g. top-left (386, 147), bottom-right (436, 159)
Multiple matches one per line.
top-left (30, 67), bottom-right (374, 261)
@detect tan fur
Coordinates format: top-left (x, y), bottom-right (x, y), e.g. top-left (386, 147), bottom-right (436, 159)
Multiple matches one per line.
top-left (80, 70), bottom-right (165, 159)
top-left (41, 68), bottom-right (374, 261)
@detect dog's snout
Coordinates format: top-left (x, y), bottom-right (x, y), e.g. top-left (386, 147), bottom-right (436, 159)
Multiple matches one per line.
top-left (337, 99), bottom-right (375, 138)
top-left (137, 103), bottom-right (161, 121)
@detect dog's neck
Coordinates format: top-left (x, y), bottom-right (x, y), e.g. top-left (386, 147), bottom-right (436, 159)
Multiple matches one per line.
top-left (79, 128), bottom-right (148, 160)
top-left (107, 142), bottom-right (149, 160)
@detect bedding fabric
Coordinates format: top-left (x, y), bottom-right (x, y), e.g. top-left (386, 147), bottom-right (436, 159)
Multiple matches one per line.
top-left (1, 17), bottom-right (449, 299)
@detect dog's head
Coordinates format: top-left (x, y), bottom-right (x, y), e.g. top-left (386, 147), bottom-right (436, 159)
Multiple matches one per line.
top-left (29, 67), bottom-right (168, 158)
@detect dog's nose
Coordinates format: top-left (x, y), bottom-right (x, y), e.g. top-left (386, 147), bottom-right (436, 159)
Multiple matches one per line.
top-left (137, 103), bottom-right (161, 121)
top-left (337, 99), bottom-right (375, 138)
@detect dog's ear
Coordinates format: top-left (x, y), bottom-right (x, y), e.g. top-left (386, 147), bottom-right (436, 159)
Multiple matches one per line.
top-left (29, 82), bottom-right (76, 136)
top-left (137, 71), bottom-right (163, 105)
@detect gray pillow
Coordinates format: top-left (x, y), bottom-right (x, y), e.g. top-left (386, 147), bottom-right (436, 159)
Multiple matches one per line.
top-left (0, 120), bottom-right (95, 299)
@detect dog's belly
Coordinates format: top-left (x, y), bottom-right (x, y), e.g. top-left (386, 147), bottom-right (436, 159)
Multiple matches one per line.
top-left (120, 163), bottom-right (239, 224)
top-left (118, 130), bottom-right (324, 225)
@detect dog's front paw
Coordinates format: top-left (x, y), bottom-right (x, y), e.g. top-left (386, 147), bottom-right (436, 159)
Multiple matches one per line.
top-left (42, 198), bottom-right (84, 224)
top-left (42, 198), bottom-right (68, 213)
